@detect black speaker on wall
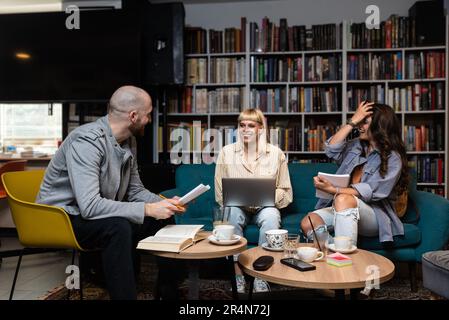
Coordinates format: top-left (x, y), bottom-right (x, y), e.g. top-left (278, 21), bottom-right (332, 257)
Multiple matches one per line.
top-left (409, 0), bottom-right (445, 46)
top-left (141, 2), bottom-right (185, 85)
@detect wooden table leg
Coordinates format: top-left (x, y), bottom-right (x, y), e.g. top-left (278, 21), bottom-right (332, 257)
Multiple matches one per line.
top-left (188, 260), bottom-right (200, 300)
top-left (226, 256), bottom-right (239, 300)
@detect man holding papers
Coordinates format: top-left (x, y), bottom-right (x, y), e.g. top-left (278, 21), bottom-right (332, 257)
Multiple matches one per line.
top-left (215, 108), bottom-right (293, 293)
top-left (300, 101), bottom-right (409, 247)
top-left (37, 86), bottom-right (186, 300)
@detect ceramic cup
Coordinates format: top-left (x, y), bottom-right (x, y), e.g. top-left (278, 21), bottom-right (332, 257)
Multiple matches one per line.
top-left (265, 229), bottom-right (288, 249)
top-left (296, 247), bottom-right (324, 262)
top-left (334, 236), bottom-right (352, 250)
top-left (212, 224), bottom-right (235, 240)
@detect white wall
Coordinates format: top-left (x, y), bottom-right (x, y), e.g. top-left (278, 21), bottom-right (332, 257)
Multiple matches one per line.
top-left (184, 0), bottom-right (434, 29)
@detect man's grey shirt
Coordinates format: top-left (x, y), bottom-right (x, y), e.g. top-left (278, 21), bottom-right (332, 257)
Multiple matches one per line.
top-left (315, 138), bottom-right (404, 243)
top-left (36, 116), bottom-right (161, 224)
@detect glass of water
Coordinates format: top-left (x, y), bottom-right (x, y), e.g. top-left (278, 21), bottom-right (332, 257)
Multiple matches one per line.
top-left (313, 225), bottom-right (329, 256)
top-left (213, 206), bottom-right (230, 228)
top-left (283, 233), bottom-right (299, 258)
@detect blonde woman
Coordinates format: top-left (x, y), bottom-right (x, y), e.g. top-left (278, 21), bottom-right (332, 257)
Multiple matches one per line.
top-left (215, 108), bottom-right (293, 293)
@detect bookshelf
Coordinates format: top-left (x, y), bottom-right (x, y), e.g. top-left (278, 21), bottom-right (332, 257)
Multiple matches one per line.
top-left (154, 15), bottom-right (448, 198)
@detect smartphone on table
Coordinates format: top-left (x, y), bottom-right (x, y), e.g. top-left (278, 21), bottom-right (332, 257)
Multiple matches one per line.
top-left (280, 257), bottom-right (316, 271)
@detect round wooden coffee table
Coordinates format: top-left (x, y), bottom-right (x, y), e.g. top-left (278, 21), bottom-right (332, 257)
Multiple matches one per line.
top-left (238, 244), bottom-right (395, 299)
top-left (150, 233), bottom-right (247, 299)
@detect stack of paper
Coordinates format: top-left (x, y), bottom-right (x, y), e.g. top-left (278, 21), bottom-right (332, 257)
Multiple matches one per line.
top-left (326, 252), bottom-right (353, 267)
top-left (179, 184), bottom-right (210, 205)
top-left (316, 172), bottom-right (350, 199)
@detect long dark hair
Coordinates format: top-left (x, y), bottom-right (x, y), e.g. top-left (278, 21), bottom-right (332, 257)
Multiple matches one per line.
top-left (367, 103), bottom-right (409, 194)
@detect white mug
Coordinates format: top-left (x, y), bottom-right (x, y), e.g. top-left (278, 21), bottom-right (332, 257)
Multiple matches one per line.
top-left (297, 247), bottom-right (324, 262)
top-left (334, 236), bottom-right (352, 250)
top-left (212, 224), bottom-right (235, 240)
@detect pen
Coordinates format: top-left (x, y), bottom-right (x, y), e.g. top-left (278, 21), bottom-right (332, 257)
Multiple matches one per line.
top-left (158, 194), bottom-right (185, 211)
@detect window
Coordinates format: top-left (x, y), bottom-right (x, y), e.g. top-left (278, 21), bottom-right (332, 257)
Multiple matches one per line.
top-left (0, 103), bottom-right (62, 156)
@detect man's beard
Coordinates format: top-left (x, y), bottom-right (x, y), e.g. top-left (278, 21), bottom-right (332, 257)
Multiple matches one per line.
top-left (130, 122), bottom-right (146, 137)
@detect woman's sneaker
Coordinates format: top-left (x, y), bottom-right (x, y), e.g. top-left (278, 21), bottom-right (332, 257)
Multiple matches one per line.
top-left (235, 274), bottom-right (246, 293)
top-left (253, 278), bottom-right (270, 293)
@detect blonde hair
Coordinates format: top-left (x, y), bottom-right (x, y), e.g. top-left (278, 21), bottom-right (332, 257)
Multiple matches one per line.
top-left (238, 108), bottom-right (265, 128)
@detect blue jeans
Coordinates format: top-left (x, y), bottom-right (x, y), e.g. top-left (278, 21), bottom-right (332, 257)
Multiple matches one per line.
top-left (228, 206), bottom-right (281, 245)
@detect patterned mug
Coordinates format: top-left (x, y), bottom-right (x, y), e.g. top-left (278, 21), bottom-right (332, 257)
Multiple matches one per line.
top-left (265, 229), bottom-right (288, 249)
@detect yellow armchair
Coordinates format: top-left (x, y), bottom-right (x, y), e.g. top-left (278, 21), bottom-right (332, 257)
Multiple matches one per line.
top-left (1, 170), bottom-right (84, 300)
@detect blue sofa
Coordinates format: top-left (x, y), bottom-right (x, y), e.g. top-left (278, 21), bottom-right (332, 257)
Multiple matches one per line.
top-left (162, 163), bottom-right (449, 289)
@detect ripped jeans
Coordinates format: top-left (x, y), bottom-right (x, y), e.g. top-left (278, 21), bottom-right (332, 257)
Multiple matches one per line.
top-left (312, 196), bottom-right (378, 246)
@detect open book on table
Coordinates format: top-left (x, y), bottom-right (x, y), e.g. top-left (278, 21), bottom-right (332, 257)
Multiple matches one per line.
top-left (137, 225), bottom-right (208, 253)
top-left (315, 172), bottom-right (350, 200)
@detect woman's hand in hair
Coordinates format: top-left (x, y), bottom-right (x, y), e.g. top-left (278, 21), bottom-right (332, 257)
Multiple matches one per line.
top-left (313, 176), bottom-right (337, 194)
top-left (351, 101), bottom-right (374, 125)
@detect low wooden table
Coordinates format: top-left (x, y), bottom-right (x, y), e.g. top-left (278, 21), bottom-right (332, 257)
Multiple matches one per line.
top-left (150, 233), bottom-right (247, 299)
top-left (238, 244), bottom-right (395, 300)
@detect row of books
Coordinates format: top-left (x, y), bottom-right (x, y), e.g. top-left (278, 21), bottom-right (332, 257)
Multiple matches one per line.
top-left (347, 52), bottom-right (403, 80)
top-left (408, 156), bottom-right (444, 184)
top-left (250, 88), bottom-right (287, 113)
top-left (186, 15), bottom-right (443, 53)
top-left (268, 123), bottom-right (302, 151)
top-left (250, 56), bottom-right (302, 82)
top-left (201, 88), bottom-right (244, 113)
top-left (185, 27), bottom-right (207, 54)
top-left (290, 86), bottom-right (341, 113)
top-left (305, 54), bottom-right (342, 81)
top-left (347, 83), bottom-right (445, 112)
top-left (405, 52), bottom-right (445, 79)
top-left (186, 52), bottom-right (444, 84)
top-left (184, 18), bottom-right (247, 54)
top-left (186, 58), bottom-right (246, 85)
top-left (347, 85), bottom-right (385, 111)
top-left (404, 124), bottom-right (444, 152)
top-left (304, 124), bottom-right (338, 152)
top-left (249, 18), bottom-right (342, 52)
top-left (186, 58), bottom-right (207, 85)
top-left (209, 58), bottom-right (246, 84)
top-left (170, 87), bottom-right (442, 114)
top-left (209, 27), bottom-right (245, 53)
top-left (389, 83), bottom-right (445, 112)
top-left (158, 122), bottom-right (208, 153)
top-left (349, 15), bottom-right (419, 49)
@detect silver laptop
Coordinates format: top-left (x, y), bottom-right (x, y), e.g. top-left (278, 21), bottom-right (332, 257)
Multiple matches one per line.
top-left (222, 178), bottom-right (276, 207)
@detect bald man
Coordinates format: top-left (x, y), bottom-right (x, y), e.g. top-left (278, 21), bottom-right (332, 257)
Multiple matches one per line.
top-left (37, 86), bottom-right (186, 300)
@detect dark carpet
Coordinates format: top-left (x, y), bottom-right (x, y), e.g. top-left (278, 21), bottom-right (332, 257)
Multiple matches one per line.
top-left (40, 256), bottom-right (432, 300)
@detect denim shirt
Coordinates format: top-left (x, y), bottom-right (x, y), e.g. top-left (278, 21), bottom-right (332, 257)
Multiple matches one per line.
top-left (315, 138), bottom-right (404, 243)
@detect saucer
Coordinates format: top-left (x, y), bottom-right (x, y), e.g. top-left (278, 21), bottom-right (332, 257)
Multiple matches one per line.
top-left (327, 243), bottom-right (358, 254)
top-left (208, 234), bottom-right (241, 245)
top-left (261, 242), bottom-right (284, 252)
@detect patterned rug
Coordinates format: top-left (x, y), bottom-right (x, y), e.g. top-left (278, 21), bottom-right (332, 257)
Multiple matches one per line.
top-left (39, 258), bottom-right (432, 300)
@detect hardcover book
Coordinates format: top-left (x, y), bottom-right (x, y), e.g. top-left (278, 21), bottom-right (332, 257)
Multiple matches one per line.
top-left (137, 225), bottom-right (208, 253)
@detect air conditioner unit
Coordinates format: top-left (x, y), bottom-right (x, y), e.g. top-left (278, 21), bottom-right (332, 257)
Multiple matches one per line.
top-left (63, 0), bottom-right (122, 11)
top-left (0, 0), bottom-right (121, 14)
